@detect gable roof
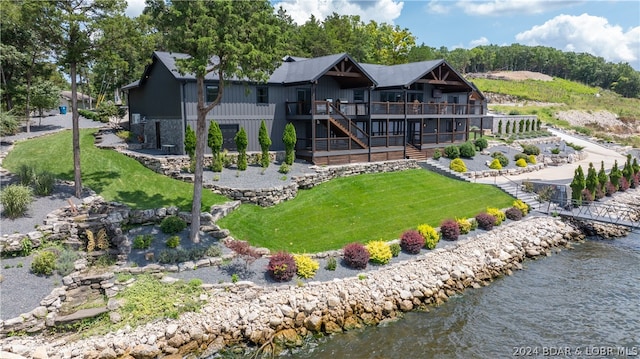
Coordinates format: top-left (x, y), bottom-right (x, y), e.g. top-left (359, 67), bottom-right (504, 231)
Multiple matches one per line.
top-left (361, 60), bottom-right (443, 88)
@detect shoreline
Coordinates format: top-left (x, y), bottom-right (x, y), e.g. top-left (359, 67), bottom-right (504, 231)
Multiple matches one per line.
top-left (0, 190), bottom-right (638, 358)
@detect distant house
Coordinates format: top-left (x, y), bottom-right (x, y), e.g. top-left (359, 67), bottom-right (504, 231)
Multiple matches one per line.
top-left (60, 90), bottom-right (96, 111)
top-left (122, 51), bottom-right (489, 165)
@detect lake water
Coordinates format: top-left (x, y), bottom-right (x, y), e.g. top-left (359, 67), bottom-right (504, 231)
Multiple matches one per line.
top-left (286, 231), bottom-right (640, 358)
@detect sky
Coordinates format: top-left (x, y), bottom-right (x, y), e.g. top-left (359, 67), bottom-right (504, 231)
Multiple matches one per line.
top-left (125, 0), bottom-right (640, 70)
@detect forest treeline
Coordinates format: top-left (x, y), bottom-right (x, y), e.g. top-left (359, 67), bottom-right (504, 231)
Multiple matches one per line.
top-left (2, 3), bottom-right (639, 116)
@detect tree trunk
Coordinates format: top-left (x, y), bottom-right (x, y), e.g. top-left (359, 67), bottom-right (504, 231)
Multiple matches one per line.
top-left (189, 76), bottom-right (207, 243)
top-left (70, 62), bottom-right (83, 198)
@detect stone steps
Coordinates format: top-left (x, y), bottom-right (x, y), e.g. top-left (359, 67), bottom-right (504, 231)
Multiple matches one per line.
top-left (495, 182), bottom-right (541, 211)
top-left (420, 159), bottom-right (472, 182)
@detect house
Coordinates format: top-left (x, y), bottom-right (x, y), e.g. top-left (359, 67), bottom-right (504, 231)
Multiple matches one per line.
top-left (122, 51), bottom-right (489, 165)
top-left (60, 90), bottom-right (95, 111)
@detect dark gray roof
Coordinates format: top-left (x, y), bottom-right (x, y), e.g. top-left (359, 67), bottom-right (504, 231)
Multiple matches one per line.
top-left (121, 80), bottom-right (140, 90)
top-left (361, 60), bottom-right (443, 88)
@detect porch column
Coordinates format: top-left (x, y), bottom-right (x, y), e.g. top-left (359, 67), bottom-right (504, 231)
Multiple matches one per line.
top-left (403, 88), bottom-right (408, 158)
top-left (368, 87), bottom-right (372, 162)
top-left (311, 82), bottom-right (317, 155)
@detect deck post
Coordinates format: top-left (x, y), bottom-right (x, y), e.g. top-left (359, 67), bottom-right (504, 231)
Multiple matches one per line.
top-left (368, 87), bottom-right (372, 162)
top-left (311, 82), bottom-right (317, 156)
top-left (403, 88), bottom-right (408, 159)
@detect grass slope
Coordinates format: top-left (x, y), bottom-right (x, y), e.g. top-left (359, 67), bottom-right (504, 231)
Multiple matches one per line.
top-left (218, 169), bottom-right (514, 252)
top-left (3, 129), bottom-right (227, 210)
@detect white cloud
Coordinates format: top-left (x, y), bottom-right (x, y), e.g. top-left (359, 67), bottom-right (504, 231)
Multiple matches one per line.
top-left (125, 0), bottom-right (146, 17)
top-left (274, 0), bottom-right (404, 24)
top-left (426, 0), bottom-right (449, 14)
top-left (470, 36), bottom-right (490, 47)
top-left (516, 13), bottom-right (640, 64)
top-left (457, 0), bottom-right (581, 16)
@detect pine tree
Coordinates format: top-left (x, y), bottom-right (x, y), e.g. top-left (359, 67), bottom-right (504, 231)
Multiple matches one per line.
top-left (570, 165), bottom-right (586, 207)
top-left (505, 121), bottom-right (511, 134)
top-left (597, 161), bottom-right (608, 191)
top-left (234, 127), bottom-right (248, 171)
top-left (208, 121), bottom-right (223, 172)
top-left (184, 125), bottom-right (196, 159)
top-left (610, 160), bottom-right (622, 189)
top-left (258, 120), bottom-right (272, 168)
top-left (585, 162), bottom-right (598, 194)
top-left (282, 123), bottom-right (297, 165)
top-left (497, 120), bottom-right (502, 135)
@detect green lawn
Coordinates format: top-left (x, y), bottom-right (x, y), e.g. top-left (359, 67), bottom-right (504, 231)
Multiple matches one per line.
top-left (218, 169), bottom-right (515, 252)
top-left (3, 129), bottom-right (227, 210)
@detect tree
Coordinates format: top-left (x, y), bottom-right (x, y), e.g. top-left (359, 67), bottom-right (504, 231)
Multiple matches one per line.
top-left (570, 165), bottom-right (586, 207)
top-left (184, 124), bottom-right (196, 168)
top-left (234, 127), bottom-right (248, 171)
top-left (505, 121), bottom-right (511, 134)
top-left (30, 80), bottom-right (60, 120)
top-left (258, 120), bottom-right (272, 168)
top-left (148, 0), bottom-right (283, 243)
top-left (207, 121), bottom-right (223, 172)
top-left (609, 160), bottom-right (622, 189)
top-left (597, 161), bottom-right (608, 191)
top-left (282, 122), bottom-right (297, 165)
top-left (585, 162), bottom-right (598, 195)
top-left (497, 120), bottom-right (502, 135)
top-left (622, 154), bottom-right (633, 182)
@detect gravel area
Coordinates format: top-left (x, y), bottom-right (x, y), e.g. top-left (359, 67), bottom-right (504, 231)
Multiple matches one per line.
top-left (202, 160), bottom-right (317, 189)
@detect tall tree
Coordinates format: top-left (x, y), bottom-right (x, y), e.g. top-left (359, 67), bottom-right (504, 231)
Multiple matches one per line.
top-left (570, 165), bottom-right (586, 207)
top-left (148, 0), bottom-right (283, 242)
top-left (31, 0), bottom-right (126, 198)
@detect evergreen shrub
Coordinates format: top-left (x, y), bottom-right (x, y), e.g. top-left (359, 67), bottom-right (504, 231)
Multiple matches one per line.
top-left (440, 219), bottom-right (460, 240)
top-left (458, 142), bottom-right (476, 158)
top-left (400, 230), bottom-right (425, 254)
top-left (433, 149), bottom-right (442, 160)
top-left (343, 243), bottom-right (370, 269)
top-left (449, 158), bottom-right (467, 173)
top-left (133, 234), bottom-right (153, 250)
top-left (325, 257), bottom-right (337, 271)
top-left (366, 240), bottom-right (392, 265)
top-left (514, 153), bottom-right (528, 162)
top-left (515, 158), bottom-right (527, 167)
top-left (491, 152), bottom-right (509, 167)
top-left (389, 243), bottom-right (401, 257)
top-left (528, 155), bottom-right (537, 164)
top-left (489, 158), bottom-right (502, 170)
top-left (268, 251), bottom-right (297, 282)
top-left (474, 138), bottom-right (488, 151)
top-left (444, 145), bottom-right (460, 159)
top-left (166, 235), bottom-right (180, 248)
top-left (160, 216), bottom-right (186, 234)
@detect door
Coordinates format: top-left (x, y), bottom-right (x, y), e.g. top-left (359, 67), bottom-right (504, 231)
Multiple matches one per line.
top-left (297, 88), bottom-right (311, 115)
top-left (155, 122), bottom-right (161, 149)
top-left (408, 120), bottom-right (421, 146)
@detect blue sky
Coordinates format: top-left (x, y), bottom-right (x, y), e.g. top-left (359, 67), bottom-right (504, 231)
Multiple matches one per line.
top-left (125, 0), bottom-right (640, 70)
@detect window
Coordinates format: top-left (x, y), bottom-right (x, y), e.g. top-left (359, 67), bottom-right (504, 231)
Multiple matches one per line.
top-left (354, 89), bottom-right (365, 102)
top-left (380, 91), bottom-right (403, 102)
top-left (206, 85), bottom-right (219, 104)
top-left (256, 87), bottom-right (268, 104)
top-left (219, 124), bottom-right (239, 150)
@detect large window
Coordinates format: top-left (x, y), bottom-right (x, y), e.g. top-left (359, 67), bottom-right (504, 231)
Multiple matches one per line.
top-left (206, 85), bottom-right (219, 104)
top-left (354, 89), bottom-right (365, 102)
top-left (256, 87), bottom-right (269, 104)
top-left (380, 91), bottom-right (403, 102)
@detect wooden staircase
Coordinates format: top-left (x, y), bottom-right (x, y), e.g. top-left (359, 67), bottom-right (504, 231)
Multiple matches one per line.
top-left (405, 144), bottom-right (427, 160)
top-left (328, 117), bottom-right (368, 149)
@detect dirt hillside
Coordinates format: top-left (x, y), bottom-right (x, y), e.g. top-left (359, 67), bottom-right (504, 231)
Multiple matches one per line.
top-left (468, 71), bottom-right (553, 81)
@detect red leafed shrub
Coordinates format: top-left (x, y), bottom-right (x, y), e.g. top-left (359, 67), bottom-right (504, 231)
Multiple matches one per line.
top-left (343, 243), bottom-right (370, 269)
top-left (267, 251), bottom-right (297, 282)
top-left (475, 213), bottom-right (496, 230)
top-left (594, 187), bottom-right (605, 200)
top-left (605, 181), bottom-right (616, 196)
top-left (581, 188), bottom-right (594, 203)
top-left (631, 173), bottom-right (640, 188)
top-left (619, 177), bottom-right (630, 192)
top-left (400, 230), bottom-right (425, 254)
top-left (505, 207), bottom-right (523, 221)
top-left (440, 219), bottom-right (460, 241)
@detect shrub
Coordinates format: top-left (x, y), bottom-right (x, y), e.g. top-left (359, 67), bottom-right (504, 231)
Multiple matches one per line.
top-left (56, 248), bottom-right (79, 276)
top-left (282, 122), bottom-right (297, 165)
top-left (278, 163), bottom-right (290, 174)
top-left (619, 177), bottom-right (630, 192)
top-left (605, 181), bottom-right (616, 196)
top-left (417, 224), bottom-right (440, 250)
top-left (528, 155), bottom-right (537, 164)
top-left (486, 207), bottom-right (506, 225)
top-left (17, 164), bottom-right (37, 186)
top-left (226, 240), bottom-right (261, 269)
top-left (325, 257), bottom-right (337, 271)
top-left (294, 254), bottom-right (319, 279)
top-left (594, 187), bottom-right (605, 200)
top-left (475, 213), bottom-right (496, 230)
top-left (551, 147), bottom-right (560, 154)
top-left (469, 218), bottom-right (478, 231)
top-left (489, 158), bottom-right (502, 170)
top-left (455, 217), bottom-right (472, 234)
top-left (433, 149), bottom-right (442, 160)
top-left (258, 120), bottom-right (272, 168)
top-left (505, 207), bottom-right (523, 221)
top-left (491, 152), bottom-right (509, 167)
top-left (449, 158), bottom-right (467, 173)
top-left (160, 216), bottom-right (187, 234)
top-left (515, 158), bottom-right (527, 167)
top-left (458, 142), bottom-right (476, 158)
top-left (32, 170), bottom-right (56, 196)
top-left (267, 251), bottom-right (297, 282)
top-left (0, 184), bottom-right (33, 219)
top-left (31, 250), bottom-right (57, 276)
top-left (512, 199), bottom-right (529, 215)
top-left (389, 243), bottom-right (401, 257)
top-left (440, 219), bottom-right (460, 241)
top-left (444, 145), bottom-right (460, 159)
top-left (474, 137), bottom-right (488, 151)
top-left (521, 144), bottom-right (540, 156)
top-left (0, 112), bottom-right (19, 136)
top-left (581, 188), bottom-right (594, 202)
top-left (235, 127), bottom-right (248, 171)
top-left (133, 234), bottom-right (153, 250)
top-left (366, 240), bottom-right (392, 265)
top-left (166, 235), bottom-right (180, 248)
top-left (514, 153), bottom-right (528, 162)
top-left (400, 230), bottom-right (425, 254)
top-left (343, 243), bottom-right (370, 269)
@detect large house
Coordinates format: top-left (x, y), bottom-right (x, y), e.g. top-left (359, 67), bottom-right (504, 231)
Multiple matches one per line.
top-left (123, 51), bottom-right (489, 165)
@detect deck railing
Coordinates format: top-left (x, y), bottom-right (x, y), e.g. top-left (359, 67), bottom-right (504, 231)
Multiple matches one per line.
top-left (286, 101), bottom-right (482, 116)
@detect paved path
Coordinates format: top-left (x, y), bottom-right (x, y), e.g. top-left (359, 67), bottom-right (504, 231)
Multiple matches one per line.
top-left (475, 129), bottom-right (628, 185)
top-left (1, 113), bottom-right (103, 146)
